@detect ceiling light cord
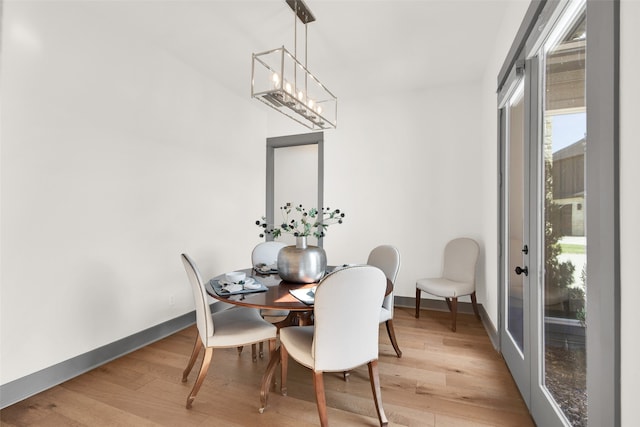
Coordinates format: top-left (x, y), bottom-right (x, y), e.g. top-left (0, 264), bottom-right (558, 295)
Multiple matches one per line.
top-left (305, 18), bottom-right (308, 101)
top-left (293, 0), bottom-right (309, 102)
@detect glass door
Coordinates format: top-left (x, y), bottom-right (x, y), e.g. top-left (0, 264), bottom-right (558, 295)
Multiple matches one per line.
top-left (532, 5), bottom-right (587, 427)
top-left (499, 73), bottom-right (531, 404)
top-left (500, 2), bottom-right (587, 426)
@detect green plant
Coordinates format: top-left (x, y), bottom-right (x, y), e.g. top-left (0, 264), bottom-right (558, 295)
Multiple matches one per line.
top-left (544, 160), bottom-right (576, 297)
top-left (256, 202), bottom-right (345, 239)
top-left (576, 263), bottom-right (587, 325)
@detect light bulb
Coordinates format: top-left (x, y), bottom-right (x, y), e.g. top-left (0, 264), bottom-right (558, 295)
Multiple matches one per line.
top-left (285, 82), bottom-right (292, 94)
top-left (307, 99), bottom-right (314, 109)
top-left (297, 91), bottom-right (304, 101)
top-left (316, 105), bottom-right (323, 115)
top-left (272, 72), bottom-right (280, 88)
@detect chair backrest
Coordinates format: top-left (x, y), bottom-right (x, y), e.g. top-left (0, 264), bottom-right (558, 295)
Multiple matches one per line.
top-left (251, 241), bottom-right (287, 266)
top-left (442, 238), bottom-right (479, 285)
top-left (181, 254), bottom-right (214, 345)
top-left (367, 245), bottom-right (401, 312)
top-left (312, 265), bottom-right (386, 372)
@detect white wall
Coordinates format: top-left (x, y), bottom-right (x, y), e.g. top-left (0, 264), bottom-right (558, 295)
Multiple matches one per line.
top-left (321, 85), bottom-right (487, 302)
top-left (620, 1), bottom-right (640, 424)
top-left (0, 1), bottom-right (268, 384)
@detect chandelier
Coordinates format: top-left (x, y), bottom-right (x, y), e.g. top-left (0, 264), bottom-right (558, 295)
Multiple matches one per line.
top-left (251, 0), bottom-right (337, 130)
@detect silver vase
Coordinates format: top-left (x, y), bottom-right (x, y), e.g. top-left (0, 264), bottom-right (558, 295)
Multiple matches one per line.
top-left (277, 236), bottom-right (327, 283)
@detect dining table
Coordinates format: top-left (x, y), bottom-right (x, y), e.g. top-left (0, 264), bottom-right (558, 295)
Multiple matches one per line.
top-left (206, 267), bottom-right (319, 328)
top-left (205, 266), bottom-right (394, 413)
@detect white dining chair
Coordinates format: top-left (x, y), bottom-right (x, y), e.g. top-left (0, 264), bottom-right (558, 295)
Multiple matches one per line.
top-left (251, 242), bottom-right (288, 322)
top-left (278, 265), bottom-right (389, 427)
top-left (367, 245), bottom-right (402, 358)
top-left (180, 253), bottom-right (277, 409)
top-left (415, 238), bottom-right (480, 332)
top-left (249, 241), bottom-right (288, 360)
top-left (252, 241), bottom-right (287, 270)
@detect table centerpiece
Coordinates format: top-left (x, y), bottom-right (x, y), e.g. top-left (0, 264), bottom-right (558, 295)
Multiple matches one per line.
top-left (256, 203), bottom-right (345, 283)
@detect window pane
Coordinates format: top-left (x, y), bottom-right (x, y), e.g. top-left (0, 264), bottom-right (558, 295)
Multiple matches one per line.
top-left (507, 83), bottom-right (525, 353)
top-left (542, 10), bottom-right (587, 427)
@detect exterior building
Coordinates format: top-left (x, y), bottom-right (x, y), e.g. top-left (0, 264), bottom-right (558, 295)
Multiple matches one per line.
top-left (552, 138), bottom-right (586, 236)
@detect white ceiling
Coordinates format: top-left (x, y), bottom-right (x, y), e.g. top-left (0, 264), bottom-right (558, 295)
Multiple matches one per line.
top-left (100, 0), bottom-right (512, 99)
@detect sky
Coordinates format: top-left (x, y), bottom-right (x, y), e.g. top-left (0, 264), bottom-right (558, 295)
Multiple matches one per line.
top-left (552, 112), bottom-right (586, 152)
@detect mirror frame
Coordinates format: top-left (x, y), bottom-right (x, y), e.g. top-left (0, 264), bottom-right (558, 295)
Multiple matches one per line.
top-left (266, 131), bottom-right (324, 246)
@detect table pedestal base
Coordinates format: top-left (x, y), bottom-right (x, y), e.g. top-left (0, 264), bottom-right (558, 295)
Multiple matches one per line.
top-left (260, 309), bottom-right (313, 413)
top-left (273, 310), bottom-right (313, 329)
top-left (259, 347), bottom-right (280, 413)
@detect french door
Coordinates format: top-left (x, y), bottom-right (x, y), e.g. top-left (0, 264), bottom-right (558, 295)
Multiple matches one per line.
top-left (499, 1), bottom-right (589, 426)
top-left (500, 65), bottom-right (530, 404)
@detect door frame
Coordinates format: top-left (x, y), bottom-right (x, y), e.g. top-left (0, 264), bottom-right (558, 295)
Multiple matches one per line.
top-left (583, 0), bottom-right (620, 424)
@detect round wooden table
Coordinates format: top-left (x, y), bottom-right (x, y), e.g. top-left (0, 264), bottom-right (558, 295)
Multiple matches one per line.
top-left (206, 268), bottom-right (320, 327)
top-left (206, 267), bottom-right (393, 327)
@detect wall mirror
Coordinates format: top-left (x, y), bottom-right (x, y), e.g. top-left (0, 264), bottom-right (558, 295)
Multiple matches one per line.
top-left (266, 132), bottom-right (324, 247)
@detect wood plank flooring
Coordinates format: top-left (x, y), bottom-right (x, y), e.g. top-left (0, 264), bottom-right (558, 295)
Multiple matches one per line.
top-left (1, 308), bottom-right (535, 426)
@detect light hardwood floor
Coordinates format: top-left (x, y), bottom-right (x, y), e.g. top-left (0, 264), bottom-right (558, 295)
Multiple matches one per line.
top-left (1, 307), bottom-right (534, 426)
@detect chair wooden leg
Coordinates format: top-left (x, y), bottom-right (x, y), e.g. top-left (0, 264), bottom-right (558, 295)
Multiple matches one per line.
top-left (186, 347), bottom-right (213, 409)
top-left (252, 344), bottom-right (257, 362)
top-left (385, 319), bottom-right (402, 358)
top-left (415, 289), bottom-right (421, 318)
top-left (450, 297), bottom-right (458, 332)
top-left (237, 346), bottom-right (243, 356)
top-left (368, 360), bottom-right (388, 427)
top-left (182, 336), bottom-right (202, 382)
top-left (259, 341), bottom-right (264, 359)
top-left (313, 371), bottom-right (329, 427)
top-left (471, 291), bottom-right (481, 321)
top-left (343, 371), bottom-right (350, 381)
top-left (280, 343), bottom-right (289, 396)
top-left (445, 297), bottom-right (453, 312)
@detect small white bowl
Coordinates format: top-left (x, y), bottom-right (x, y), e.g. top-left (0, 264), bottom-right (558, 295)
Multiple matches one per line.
top-left (225, 271), bottom-right (246, 283)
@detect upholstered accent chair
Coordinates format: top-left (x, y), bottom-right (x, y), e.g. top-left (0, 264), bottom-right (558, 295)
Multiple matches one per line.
top-left (415, 238), bottom-right (480, 332)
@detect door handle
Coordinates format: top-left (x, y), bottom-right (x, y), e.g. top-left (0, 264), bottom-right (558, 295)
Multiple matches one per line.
top-left (515, 266), bottom-right (528, 276)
